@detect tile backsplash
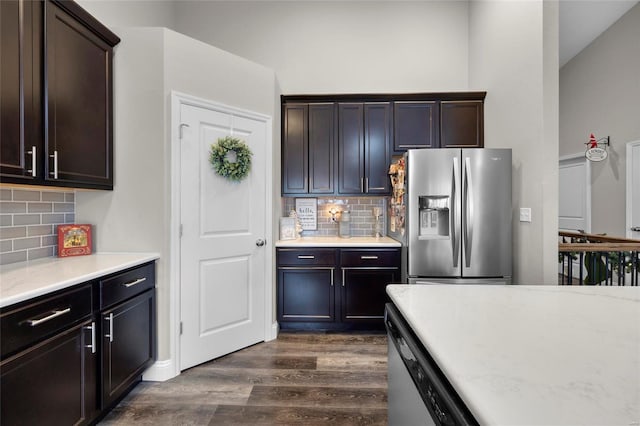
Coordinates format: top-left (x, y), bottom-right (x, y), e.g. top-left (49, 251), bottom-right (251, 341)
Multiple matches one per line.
top-left (0, 187), bottom-right (76, 265)
top-left (283, 196), bottom-right (386, 237)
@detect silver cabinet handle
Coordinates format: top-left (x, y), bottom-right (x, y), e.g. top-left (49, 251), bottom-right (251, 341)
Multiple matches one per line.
top-left (256, 239), bottom-right (266, 247)
top-left (330, 267), bottom-right (334, 286)
top-left (360, 178), bottom-right (364, 193)
top-left (27, 145), bottom-right (36, 177)
top-left (85, 322), bottom-right (96, 354)
top-left (105, 313), bottom-right (114, 343)
top-left (297, 255), bottom-right (315, 259)
top-left (365, 177), bottom-right (369, 193)
top-left (49, 150), bottom-right (58, 179)
top-left (360, 255), bottom-right (379, 260)
top-left (26, 307), bottom-right (71, 326)
top-left (631, 227), bottom-right (640, 232)
top-left (123, 277), bottom-right (146, 288)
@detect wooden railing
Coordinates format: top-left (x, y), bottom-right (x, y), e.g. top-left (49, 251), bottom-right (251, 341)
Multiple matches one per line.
top-left (558, 231), bottom-right (640, 286)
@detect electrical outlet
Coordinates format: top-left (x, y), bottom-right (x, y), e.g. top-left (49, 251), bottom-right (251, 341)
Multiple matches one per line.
top-left (519, 208), bottom-right (532, 223)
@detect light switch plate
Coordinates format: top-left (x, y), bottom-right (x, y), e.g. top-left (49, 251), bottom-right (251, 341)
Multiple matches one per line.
top-left (519, 208), bottom-right (532, 222)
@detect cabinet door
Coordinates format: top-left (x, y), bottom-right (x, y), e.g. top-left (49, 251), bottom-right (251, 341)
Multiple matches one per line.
top-left (102, 289), bottom-right (155, 408)
top-left (309, 103), bottom-right (336, 194)
top-left (338, 103), bottom-right (364, 194)
top-left (282, 104), bottom-right (308, 194)
top-left (393, 101), bottom-right (439, 151)
top-left (0, 0), bottom-right (42, 181)
top-left (278, 268), bottom-right (335, 322)
top-left (341, 268), bottom-right (399, 323)
top-left (45, 0), bottom-right (114, 189)
top-left (364, 103), bottom-right (391, 194)
top-left (440, 101), bottom-right (483, 148)
top-left (0, 319), bottom-right (98, 426)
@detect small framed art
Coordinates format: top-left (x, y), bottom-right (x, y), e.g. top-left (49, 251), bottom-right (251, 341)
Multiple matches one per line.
top-left (279, 217), bottom-right (297, 240)
top-left (57, 224), bottom-right (92, 257)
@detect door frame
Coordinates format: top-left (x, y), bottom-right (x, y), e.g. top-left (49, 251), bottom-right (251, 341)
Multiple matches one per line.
top-left (627, 140), bottom-right (640, 238)
top-left (559, 153), bottom-right (592, 232)
top-left (169, 91), bottom-right (275, 378)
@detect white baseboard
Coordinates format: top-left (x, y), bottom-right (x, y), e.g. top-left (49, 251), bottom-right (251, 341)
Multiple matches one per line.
top-left (142, 359), bottom-right (179, 382)
top-left (266, 321), bottom-right (279, 341)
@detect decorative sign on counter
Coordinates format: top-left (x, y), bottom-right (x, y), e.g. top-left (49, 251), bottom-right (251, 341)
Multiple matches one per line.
top-left (57, 224), bottom-right (92, 257)
top-left (295, 198), bottom-right (317, 230)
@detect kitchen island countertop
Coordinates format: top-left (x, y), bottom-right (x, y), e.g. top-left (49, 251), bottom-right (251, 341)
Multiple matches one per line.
top-left (275, 236), bottom-right (400, 247)
top-left (0, 253), bottom-right (160, 308)
top-left (386, 284), bottom-right (640, 426)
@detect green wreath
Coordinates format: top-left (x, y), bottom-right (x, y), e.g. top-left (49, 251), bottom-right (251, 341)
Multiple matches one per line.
top-left (209, 136), bottom-right (253, 182)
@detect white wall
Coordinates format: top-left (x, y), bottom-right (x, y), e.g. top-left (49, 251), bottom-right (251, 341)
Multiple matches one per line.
top-left (78, 0), bottom-right (175, 28)
top-left (469, 0), bottom-right (559, 284)
top-left (76, 27), bottom-right (276, 367)
top-left (559, 3), bottom-right (640, 237)
top-left (172, 1), bottom-right (470, 93)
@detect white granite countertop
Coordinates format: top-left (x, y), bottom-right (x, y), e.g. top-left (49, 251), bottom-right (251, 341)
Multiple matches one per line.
top-left (275, 236), bottom-right (401, 247)
top-left (386, 284), bottom-right (640, 426)
top-left (0, 253), bottom-right (160, 308)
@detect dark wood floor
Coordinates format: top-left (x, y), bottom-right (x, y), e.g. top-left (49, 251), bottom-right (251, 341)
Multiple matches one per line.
top-left (100, 332), bottom-right (388, 425)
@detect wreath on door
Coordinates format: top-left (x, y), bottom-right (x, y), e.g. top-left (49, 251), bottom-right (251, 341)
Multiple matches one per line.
top-left (209, 136), bottom-right (253, 182)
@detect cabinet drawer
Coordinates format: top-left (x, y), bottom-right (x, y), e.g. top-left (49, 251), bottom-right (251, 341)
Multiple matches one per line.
top-left (340, 249), bottom-right (400, 267)
top-left (277, 249), bottom-right (337, 267)
top-left (100, 262), bottom-right (155, 309)
top-left (0, 284), bottom-right (93, 358)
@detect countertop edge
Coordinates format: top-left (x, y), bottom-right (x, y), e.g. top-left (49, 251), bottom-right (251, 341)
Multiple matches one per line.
top-left (275, 237), bottom-right (401, 248)
top-left (0, 252), bottom-right (160, 309)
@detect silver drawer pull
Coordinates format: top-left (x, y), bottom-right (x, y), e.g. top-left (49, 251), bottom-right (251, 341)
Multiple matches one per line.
top-left (26, 307), bottom-right (71, 327)
top-left (360, 255), bottom-right (379, 260)
top-left (297, 255), bottom-right (315, 259)
top-left (123, 277), bottom-right (147, 288)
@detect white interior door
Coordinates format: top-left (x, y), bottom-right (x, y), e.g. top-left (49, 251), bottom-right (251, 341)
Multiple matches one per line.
top-left (179, 102), bottom-right (268, 371)
top-left (627, 141), bottom-right (640, 239)
top-left (559, 155), bottom-right (591, 232)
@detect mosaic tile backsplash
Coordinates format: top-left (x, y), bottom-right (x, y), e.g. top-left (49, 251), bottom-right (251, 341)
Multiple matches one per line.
top-left (0, 187), bottom-right (76, 265)
top-left (283, 197), bottom-right (386, 237)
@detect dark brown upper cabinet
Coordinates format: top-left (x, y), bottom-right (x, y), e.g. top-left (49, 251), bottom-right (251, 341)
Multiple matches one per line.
top-left (338, 102), bottom-right (391, 195)
top-left (393, 101), bottom-right (439, 152)
top-left (282, 102), bottom-right (337, 196)
top-left (281, 92), bottom-right (484, 196)
top-left (440, 100), bottom-right (484, 148)
top-left (282, 104), bottom-right (308, 194)
top-left (0, 0), bottom-right (42, 182)
top-left (363, 103), bottom-right (391, 194)
top-left (308, 104), bottom-right (336, 194)
top-left (0, 0), bottom-right (120, 190)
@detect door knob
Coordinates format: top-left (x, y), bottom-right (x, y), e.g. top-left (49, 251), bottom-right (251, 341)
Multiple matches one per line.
top-left (256, 239), bottom-right (266, 247)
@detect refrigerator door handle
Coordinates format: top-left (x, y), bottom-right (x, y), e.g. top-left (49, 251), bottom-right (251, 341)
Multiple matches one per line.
top-left (451, 157), bottom-right (461, 267)
top-left (464, 157), bottom-right (474, 267)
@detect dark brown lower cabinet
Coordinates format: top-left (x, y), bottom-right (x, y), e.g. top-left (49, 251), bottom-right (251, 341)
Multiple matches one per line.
top-left (341, 268), bottom-right (399, 323)
top-left (101, 289), bottom-right (155, 408)
top-left (0, 319), bottom-right (97, 426)
top-left (277, 247), bottom-right (400, 330)
top-left (278, 268), bottom-right (335, 322)
top-left (0, 261), bottom-right (156, 425)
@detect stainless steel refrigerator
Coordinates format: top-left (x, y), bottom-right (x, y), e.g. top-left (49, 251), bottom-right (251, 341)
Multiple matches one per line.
top-left (389, 148), bottom-right (512, 284)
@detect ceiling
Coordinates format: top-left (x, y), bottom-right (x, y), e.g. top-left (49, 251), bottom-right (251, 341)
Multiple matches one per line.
top-left (559, 0), bottom-right (638, 68)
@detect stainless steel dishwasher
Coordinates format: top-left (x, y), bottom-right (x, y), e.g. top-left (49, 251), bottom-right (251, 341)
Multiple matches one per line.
top-left (385, 303), bottom-right (477, 426)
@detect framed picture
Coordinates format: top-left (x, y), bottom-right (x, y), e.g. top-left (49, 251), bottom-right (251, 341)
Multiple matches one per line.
top-left (280, 217), bottom-right (297, 240)
top-left (57, 224), bottom-right (92, 257)
top-left (295, 198), bottom-right (317, 231)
